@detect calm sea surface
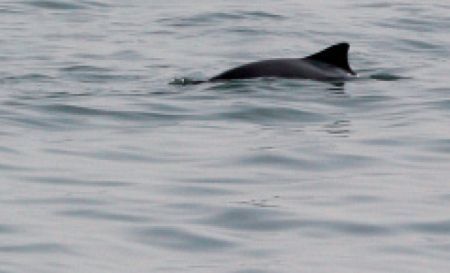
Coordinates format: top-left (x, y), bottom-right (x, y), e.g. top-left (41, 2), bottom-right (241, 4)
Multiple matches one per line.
top-left (1, 1), bottom-right (450, 272)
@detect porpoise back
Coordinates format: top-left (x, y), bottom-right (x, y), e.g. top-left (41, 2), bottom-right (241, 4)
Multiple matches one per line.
top-left (210, 42), bottom-right (356, 82)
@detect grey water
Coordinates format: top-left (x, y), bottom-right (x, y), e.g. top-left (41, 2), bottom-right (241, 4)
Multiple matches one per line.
top-left (1, 0), bottom-right (450, 272)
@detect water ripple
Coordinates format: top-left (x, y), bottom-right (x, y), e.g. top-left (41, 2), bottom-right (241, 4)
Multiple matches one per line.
top-left (0, 225), bottom-right (17, 234)
top-left (21, 176), bottom-right (131, 187)
top-left (236, 152), bottom-right (374, 170)
top-left (0, 243), bottom-right (71, 254)
top-left (200, 207), bottom-right (392, 236)
top-left (159, 11), bottom-right (284, 27)
top-left (213, 106), bottom-right (325, 123)
top-left (24, 0), bottom-right (85, 10)
top-left (58, 209), bottom-right (148, 223)
top-left (132, 226), bottom-right (235, 252)
top-left (38, 104), bottom-right (188, 121)
top-left (23, 0), bottom-right (108, 10)
top-left (405, 220), bottom-right (450, 235)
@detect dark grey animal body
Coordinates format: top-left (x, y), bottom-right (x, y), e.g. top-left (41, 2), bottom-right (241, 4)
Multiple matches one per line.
top-left (210, 43), bottom-right (356, 82)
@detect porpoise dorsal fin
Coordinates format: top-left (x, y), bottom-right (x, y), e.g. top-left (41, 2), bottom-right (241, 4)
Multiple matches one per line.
top-left (305, 42), bottom-right (356, 75)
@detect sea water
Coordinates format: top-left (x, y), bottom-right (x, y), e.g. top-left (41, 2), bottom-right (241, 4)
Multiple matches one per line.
top-left (1, 1), bottom-right (450, 272)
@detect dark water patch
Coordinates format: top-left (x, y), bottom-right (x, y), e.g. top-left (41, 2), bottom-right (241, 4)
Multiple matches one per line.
top-left (355, 2), bottom-right (393, 8)
top-left (378, 18), bottom-right (436, 32)
top-left (64, 73), bottom-right (142, 83)
top-left (60, 65), bottom-right (112, 73)
top-left (201, 207), bottom-right (391, 235)
top-left (0, 146), bottom-right (19, 154)
top-left (361, 138), bottom-right (404, 147)
top-left (322, 119), bottom-right (351, 136)
top-left (42, 91), bottom-right (93, 99)
top-left (1, 73), bottom-right (54, 83)
top-left (22, 176), bottom-right (131, 187)
top-left (404, 220), bottom-right (450, 234)
top-left (159, 11), bottom-right (283, 28)
top-left (236, 197), bottom-right (280, 208)
top-left (8, 116), bottom-right (79, 131)
top-left (163, 185), bottom-right (236, 196)
top-left (5, 197), bottom-right (106, 205)
top-left (424, 138), bottom-right (450, 154)
top-left (166, 202), bottom-right (215, 214)
top-left (24, 0), bottom-right (84, 10)
top-left (132, 226), bottom-right (235, 252)
top-left (212, 106), bottom-right (325, 123)
top-left (238, 153), bottom-right (308, 169)
top-left (46, 147), bottom-right (164, 163)
top-left (327, 94), bottom-right (396, 110)
top-left (110, 50), bottom-right (144, 61)
top-left (80, 0), bottom-right (110, 8)
top-left (0, 163), bottom-right (29, 172)
top-left (0, 243), bottom-right (72, 254)
top-left (200, 208), bottom-right (301, 232)
top-left (0, 7), bottom-right (23, 14)
top-left (400, 38), bottom-right (440, 51)
top-left (370, 73), bottom-right (411, 81)
top-left (0, 225), bottom-right (17, 234)
top-left (183, 177), bottom-right (257, 185)
top-left (429, 99), bottom-right (450, 113)
top-left (227, 27), bottom-right (273, 35)
top-left (242, 11), bottom-right (284, 19)
top-left (234, 270), bottom-right (269, 273)
top-left (237, 152), bottom-right (374, 170)
top-left (377, 245), bottom-right (424, 256)
top-left (72, 53), bottom-right (107, 60)
top-left (340, 194), bottom-right (384, 204)
top-left (58, 209), bottom-right (148, 223)
top-left (39, 104), bottom-right (188, 121)
top-left (60, 65), bottom-right (142, 83)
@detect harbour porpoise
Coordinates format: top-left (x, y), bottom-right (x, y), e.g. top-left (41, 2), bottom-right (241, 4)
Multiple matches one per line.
top-left (210, 42), bottom-right (357, 82)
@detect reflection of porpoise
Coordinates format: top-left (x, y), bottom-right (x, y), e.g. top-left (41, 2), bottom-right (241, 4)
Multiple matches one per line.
top-left (210, 42), bottom-right (357, 82)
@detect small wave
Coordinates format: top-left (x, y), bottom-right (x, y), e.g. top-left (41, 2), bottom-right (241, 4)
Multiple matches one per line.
top-left (21, 176), bottom-right (131, 187)
top-left (58, 209), bottom-right (148, 223)
top-left (200, 207), bottom-right (392, 235)
top-left (1, 73), bottom-right (54, 83)
top-left (60, 65), bottom-right (141, 83)
top-left (0, 243), bottom-right (72, 254)
top-left (60, 65), bottom-right (111, 73)
top-left (212, 106), bottom-right (325, 123)
top-left (404, 219), bottom-right (450, 235)
top-left (0, 225), bottom-right (17, 234)
top-left (24, 0), bottom-right (85, 10)
top-left (23, 0), bottom-right (109, 10)
top-left (39, 104), bottom-right (187, 122)
top-left (170, 77), bottom-right (205, 85)
top-left (132, 226), bottom-right (235, 252)
top-left (370, 73), bottom-right (411, 81)
top-left (159, 11), bottom-right (284, 27)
